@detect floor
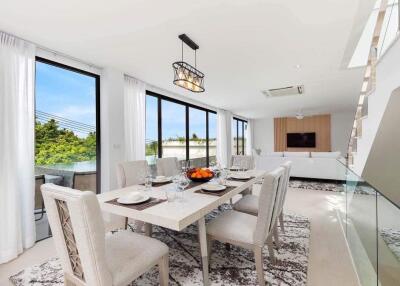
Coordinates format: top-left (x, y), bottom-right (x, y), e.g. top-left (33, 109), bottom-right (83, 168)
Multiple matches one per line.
top-left (0, 187), bottom-right (360, 286)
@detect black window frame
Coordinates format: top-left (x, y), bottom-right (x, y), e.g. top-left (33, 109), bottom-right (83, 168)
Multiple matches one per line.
top-left (233, 117), bottom-right (248, 155)
top-left (35, 56), bottom-right (101, 194)
top-left (146, 90), bottom-right (216, 167)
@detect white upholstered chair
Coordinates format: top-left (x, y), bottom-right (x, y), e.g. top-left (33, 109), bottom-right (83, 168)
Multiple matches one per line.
top-left (231, 155), bottom-right (255, 170)
top-left (206, 167), bottom-right (285, 286)
top-left (116, 160), bottom-right (148, 188)
top-left (156, 157), bottom-right (180, 177)
top-left (116, 160), bottom-right (150, 232)
top-left (41, 183), bottom-right (169, 286)
top-left (233, 161), bottom-right (292, 247)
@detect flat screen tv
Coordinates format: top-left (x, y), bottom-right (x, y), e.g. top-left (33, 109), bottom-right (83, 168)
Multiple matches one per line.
top-left (287, 132), bottom-right (316, 148)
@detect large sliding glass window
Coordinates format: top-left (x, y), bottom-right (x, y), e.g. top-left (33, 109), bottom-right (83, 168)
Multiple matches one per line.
top-left (35, 57), bottom-right (100, 241)
top-left (232, 117), bottom-right (247, 155)
top-left (162, 100), bottom-right (186, 160)
top-left (146, 91), bottom-right (216, 167)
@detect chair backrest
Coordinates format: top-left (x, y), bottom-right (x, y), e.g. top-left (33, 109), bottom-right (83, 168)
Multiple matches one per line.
top-left (277, 161), bottom-right (292, 213)
top-left (253, 167), bottom-right (285, 246)
top-left (116, 160), bottom-right (148, 188)
top-left (231, 155), bottom-right (255, 169)
top-left (156, 157), bottom-right (180, 177)
top-left (41, 184), bottom-right (112, 286)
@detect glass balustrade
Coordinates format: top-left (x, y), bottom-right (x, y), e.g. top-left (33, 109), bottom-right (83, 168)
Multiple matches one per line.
top-left (336, 160), bottom-right (400, 286)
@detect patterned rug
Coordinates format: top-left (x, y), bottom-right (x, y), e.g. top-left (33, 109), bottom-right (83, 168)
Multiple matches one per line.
top-left (289, 179), bottom-right (376, 195)
top-left (380, 228), bottom-right (400, 262)
top-left (10, 205), bottom-right (310, 286)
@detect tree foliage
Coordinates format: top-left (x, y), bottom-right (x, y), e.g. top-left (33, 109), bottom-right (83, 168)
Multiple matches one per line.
top-left (35, 119), bottom-right (96, 165)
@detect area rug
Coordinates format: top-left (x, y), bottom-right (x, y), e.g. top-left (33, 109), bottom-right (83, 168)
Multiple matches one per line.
top-left (289, 179), bottom-right (376, 195)
top-left (380, 228), bottom-right (400, 262)
top-left (10, 205), bottom-right (310, 286)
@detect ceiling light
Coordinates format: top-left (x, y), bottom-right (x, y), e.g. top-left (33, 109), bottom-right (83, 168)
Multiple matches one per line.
top-left (172, 34), bottom-right (205, 93)
top-left (294, 64), bottom-right (302, 69)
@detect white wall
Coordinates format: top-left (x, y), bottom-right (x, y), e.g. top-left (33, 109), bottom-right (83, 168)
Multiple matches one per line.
top-left (253, 112), bottom-right (354, 155)
top-left (331, 112), bottom-right (354, 155)
top-left (253, 117), bottom-right (274, 154)
top-left (100, 68), bottom-right (125, 192)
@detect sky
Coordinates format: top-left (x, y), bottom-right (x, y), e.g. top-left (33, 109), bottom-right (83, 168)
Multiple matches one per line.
top-left (146, 96), bottom-right (217, 141)
top-left (35, 62), bottom-right (96, 138)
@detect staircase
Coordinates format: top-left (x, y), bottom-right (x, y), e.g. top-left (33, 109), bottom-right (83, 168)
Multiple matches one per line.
top-left (348, 0), bottom-right (400, 176)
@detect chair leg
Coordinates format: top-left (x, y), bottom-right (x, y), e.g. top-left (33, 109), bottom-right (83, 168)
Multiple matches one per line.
top-left (273, 225), bottom-right (280, 249)
top-left (145, 223), bottom-right (153, 237)
top-left (124, 217), bottom-right (128, 230)
top-left (207, 235), bottom-right (213, 259)
top-left (279, 212), bottom-right (285, 233)
top-left (254, 246), bottom-right (266, 286)
top-left (266, 236), bottom-right (276, 264)
top-left (159, 254), bottom-right (169, 286)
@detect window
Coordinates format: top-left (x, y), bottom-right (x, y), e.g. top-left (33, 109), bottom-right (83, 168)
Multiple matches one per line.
top-left (145, 91), bottom-right (216, 167)
top-left (232, 117), bottom-right (247, 155)
top-left (162, 100), bottom-right (186, 160)
top-left (145, 95), bottom-right (158, 165)
top-left (208, 112), bottom-right (217, 165)
top-left (35, 57), bottom-right (100, 241)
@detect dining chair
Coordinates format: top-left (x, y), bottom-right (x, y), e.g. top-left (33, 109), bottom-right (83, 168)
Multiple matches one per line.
top-left (116, 160), bottom-right (150, 233)
top-left (206, 167), bottom-right (284, 286)
top-left (231, 155), bottom-right (255, 170)
top-left (41, 183), bottom-right (169, 286)
top-left (232, 161), bottom-right (292, 247)
top-left (156, 157), bottom-right (180, 177)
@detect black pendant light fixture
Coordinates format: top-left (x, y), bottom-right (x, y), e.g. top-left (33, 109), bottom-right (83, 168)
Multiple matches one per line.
top-left (173, 34), bottom-right (205, 93)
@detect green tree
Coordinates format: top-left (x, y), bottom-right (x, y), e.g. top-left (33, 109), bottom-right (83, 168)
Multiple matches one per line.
top-left (35, 119), bottom-right (96, 165)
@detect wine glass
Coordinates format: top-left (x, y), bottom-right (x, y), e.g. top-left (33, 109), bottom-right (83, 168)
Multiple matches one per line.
top-left (144, 174), bottom-right (152, 191)
top-left (177, 173), bottom-right (189, 202)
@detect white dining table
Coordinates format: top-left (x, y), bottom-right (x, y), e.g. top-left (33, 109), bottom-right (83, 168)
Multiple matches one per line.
top-left (97, 169), bottom-right (266, 286)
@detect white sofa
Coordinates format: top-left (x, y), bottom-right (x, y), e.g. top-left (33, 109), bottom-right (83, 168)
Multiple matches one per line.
top-left (254, 151), bottom-right (347, 181)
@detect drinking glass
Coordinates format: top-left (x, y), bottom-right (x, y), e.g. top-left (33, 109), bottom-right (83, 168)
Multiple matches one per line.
top-left (144, 175), bottom-right (152, 191)
top-left (177, 173), bottom-right (189, 202)
top-left (218, 168), bottom-right (227, 185)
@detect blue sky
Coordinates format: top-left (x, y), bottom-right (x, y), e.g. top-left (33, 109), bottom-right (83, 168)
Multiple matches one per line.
top-left (146, 97), bottom-right (217, 141)
top-left (35, 62), bottom-right (96, 132)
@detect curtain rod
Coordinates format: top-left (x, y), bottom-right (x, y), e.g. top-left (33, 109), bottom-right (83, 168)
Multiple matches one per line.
top-left (0, 30), bottom-right (102, 70)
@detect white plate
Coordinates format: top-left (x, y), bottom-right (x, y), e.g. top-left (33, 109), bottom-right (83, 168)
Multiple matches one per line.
top-left (117, 194), bottom-right (150, 205)
top-left (230, 174), bottom-right (251, 180)
top-left (202, 184), bottom-right (227, 192)
top-left (230, 166), bottom-right (241, 170)
top-left (152, 176), bottom-right (172, 183)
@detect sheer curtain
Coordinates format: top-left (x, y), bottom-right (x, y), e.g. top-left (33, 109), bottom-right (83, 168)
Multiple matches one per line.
top-left (246, 119), bottom-right (253, 156)
top-left (0, 32), bottom-right (36, 263)
top-left (216, 109), bottom-right (233, 168)
top-left (124, 75), bottom-right (146, 161)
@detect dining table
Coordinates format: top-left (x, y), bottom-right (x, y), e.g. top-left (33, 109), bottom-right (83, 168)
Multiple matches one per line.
top-left (97, 169), bottom-right (266, 286)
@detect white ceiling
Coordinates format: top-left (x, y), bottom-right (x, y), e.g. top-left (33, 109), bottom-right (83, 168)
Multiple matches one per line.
top-left (0, 0), bottom-right (376, 119)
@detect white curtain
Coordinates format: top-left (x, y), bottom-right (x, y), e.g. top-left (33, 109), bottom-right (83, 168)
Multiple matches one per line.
top-left (216, 109), bottom-right (232, 168)
top-left (124, 75), bottom-right (146, 161)
top-left (246, 119), bottom-right (253, 155)
top-left (0, 32), bottom-right (36, 263)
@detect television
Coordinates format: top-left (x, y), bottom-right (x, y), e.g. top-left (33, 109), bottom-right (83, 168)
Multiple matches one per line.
top-left (287, 132), bottom-right (316, 148)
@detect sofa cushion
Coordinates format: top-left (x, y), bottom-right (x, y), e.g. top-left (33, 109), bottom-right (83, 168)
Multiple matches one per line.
top-left (283, 151), bottom-right (310, 158)
top-left (311, 151), bottom-right (341, 158)
top-left (264, 152), bottom-right (283, 157)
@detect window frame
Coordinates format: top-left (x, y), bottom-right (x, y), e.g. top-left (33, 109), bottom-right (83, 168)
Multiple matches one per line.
top-left (146, 90), bottom-right (216, 167)
top-left (233, 117), bottom-right (248, 155)
top-left (35, 56), bottom-right (101, 194)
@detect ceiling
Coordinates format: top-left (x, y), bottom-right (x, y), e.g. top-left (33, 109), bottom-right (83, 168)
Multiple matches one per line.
top-left (0, 0), bottom-right (376, 119)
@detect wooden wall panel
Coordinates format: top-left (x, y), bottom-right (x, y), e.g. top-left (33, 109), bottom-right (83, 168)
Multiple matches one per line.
top-left (274, 114), bottom-right (331, 152)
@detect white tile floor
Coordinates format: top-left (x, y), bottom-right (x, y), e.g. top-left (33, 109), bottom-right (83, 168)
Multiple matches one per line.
top-left (0, 187), bottom-right (359, 286)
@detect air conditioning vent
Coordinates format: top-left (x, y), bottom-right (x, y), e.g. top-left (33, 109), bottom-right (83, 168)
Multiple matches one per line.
top-left (262, 85), bottom-right (304, 97)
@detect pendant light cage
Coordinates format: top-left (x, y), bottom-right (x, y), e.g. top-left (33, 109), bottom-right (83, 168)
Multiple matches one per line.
top-left (172, 34), bottom-right (205, 93)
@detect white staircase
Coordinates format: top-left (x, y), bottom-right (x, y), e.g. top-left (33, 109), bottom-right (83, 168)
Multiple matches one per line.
top-left (350, 36), bottom-right (400, 176)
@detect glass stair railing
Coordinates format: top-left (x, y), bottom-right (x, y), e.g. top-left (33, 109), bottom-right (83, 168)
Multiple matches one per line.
top-left (337, 159), bottom-right (400, 286)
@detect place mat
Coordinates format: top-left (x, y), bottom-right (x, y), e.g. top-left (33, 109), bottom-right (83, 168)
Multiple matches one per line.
top-left (194, 186), bottom-right (236, 197)
top-left (105, 197), bottom-right (167, 211)
top-left (227, 176), bottom-right (255, 182)
top-left (151, 181), bottom-right (172, 187)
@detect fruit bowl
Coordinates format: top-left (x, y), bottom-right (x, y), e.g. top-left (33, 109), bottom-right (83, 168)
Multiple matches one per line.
top-left (187, 168), bottom-right (215, 182)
